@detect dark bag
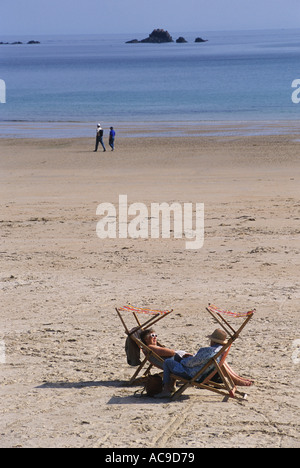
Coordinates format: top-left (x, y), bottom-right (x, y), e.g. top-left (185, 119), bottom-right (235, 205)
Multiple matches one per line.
top-left (125, 328), bottom-right (141, 366)
top-left (144, 374), bottom-right (163, 397)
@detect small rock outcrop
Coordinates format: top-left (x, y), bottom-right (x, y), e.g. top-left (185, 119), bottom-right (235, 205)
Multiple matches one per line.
top-left (195, 37), bottom-right (207, 43)
top-left (126, 29), bottom-right (174, 44)
top-left (125, 39), bottom-right (140, 44)
top-left (176, 37), bottom-right (187, 43)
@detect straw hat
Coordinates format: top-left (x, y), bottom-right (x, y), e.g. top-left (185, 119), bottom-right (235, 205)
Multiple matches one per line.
top-left (207, 328), bottom-right (228, 345)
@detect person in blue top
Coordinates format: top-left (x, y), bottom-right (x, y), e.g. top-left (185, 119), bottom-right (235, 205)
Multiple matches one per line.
top-left (154, 328), bottom-right (228, 398)
top-left (109, 126), bottom-right (116, 151)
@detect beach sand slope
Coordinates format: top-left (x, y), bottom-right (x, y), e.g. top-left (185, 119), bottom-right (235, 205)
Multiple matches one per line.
top-left (0, 133), bottom-right (299, 447)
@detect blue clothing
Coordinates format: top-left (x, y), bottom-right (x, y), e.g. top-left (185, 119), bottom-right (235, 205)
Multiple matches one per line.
top-left (163, 344), bottom-right (222, 385)
top-left (149, 351), bottom-right (183, 370)
top-left (109, 129), bottom-right (116, 150)
top-left (149, 354), bottom-right (175, 370)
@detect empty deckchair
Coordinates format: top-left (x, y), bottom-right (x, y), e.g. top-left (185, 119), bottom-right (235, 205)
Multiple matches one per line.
top-left (116, 304), bottom-right (173, 384)
top-left (171, 304), bottom-right (255, 401)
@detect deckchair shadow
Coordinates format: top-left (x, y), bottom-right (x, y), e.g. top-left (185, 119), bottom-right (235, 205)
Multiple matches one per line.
top-left (116, 304), bottom-right (173, 385)
top-left (171, 304), bottom-right (255, 401)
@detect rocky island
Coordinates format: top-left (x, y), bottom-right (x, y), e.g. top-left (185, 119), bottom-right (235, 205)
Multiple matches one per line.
top-left (126, 29), bottom-right (208, 44)
top-left (126, 29), bottom-right (173, 44)
top-left (176, 37), bottom-right (188, 43)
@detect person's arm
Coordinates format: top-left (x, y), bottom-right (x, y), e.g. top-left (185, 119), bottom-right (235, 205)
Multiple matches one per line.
top-left (148, 345), bottom-right (176, 357)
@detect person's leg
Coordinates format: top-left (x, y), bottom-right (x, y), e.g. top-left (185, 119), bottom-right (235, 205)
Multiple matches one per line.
top-left (162, 359), bottom-right (176, 390)
top-left (155, 359), bottom-right (188, 398)
top-left (94, 136), bottom-right (99, 152)
top-left (223, 361), bottom-right (254, 386)
top-left (100, 138), bottom-right (106, 151)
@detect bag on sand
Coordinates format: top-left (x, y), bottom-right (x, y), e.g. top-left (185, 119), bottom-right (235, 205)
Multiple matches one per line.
top-left (134, 373), bottom-right (163, 398)
top-left (144, 374), bottom-right (163, 397)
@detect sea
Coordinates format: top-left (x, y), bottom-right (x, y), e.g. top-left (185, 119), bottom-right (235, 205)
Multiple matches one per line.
top-left (0, 28), bottom-right (300, 138)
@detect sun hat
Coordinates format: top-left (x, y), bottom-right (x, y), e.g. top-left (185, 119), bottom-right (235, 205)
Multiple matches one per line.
top-left (207, 328), bottom-right (228, 345)
top-left (97, 123), bottom-right (101, 127)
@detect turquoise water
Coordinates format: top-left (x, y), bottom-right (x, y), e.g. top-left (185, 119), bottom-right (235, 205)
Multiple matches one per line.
top-left (0, 29), bottom-right (300, 137)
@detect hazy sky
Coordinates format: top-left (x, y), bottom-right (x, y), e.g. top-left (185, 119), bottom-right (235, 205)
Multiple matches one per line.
top-left (0, 0), bottom-right (299, 36)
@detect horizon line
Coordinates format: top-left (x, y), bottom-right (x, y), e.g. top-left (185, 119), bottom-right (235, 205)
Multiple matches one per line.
top-left (1, 26), bottom-right (300, 38)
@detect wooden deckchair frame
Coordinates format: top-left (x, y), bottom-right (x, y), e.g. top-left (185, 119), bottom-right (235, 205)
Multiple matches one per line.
top-left (171, 304), bottom-right (255, 401)
top-left (116, 305), bottom-right (173, 384)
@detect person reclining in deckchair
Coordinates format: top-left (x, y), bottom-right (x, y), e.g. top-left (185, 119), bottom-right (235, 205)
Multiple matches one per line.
top-left (141, 328), bottom-right (254, 389)
top-left (140, 329), bottom-right (192, 367)
top-left (153, 328), bottom-right (253, 398)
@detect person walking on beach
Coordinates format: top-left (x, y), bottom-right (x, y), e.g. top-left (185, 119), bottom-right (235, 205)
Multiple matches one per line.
top-left (94, 123), bottom-right (106, 152)
top-left (109, 126), bottom-right (116, 151)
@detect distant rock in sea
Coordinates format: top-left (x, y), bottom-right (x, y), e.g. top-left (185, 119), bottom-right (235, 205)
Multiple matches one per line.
top-left (126, 29), bottom-right (174, 44)
top-left (176, 37), bottom-right (188, 43)
top-left (141, 29), bottom-right (174, 43)
top-left (195, 37), bottom-right (208, 43)
top-left (0, 40), bottom-right (40, 45)
top-left (126, 30), bottom-right (208, 45)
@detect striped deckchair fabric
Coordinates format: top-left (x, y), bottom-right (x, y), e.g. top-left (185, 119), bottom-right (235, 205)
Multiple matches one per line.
top-left (207, 304), bottom-right (255, 318)
top-left (206, 303), bottom-right (255, 341)
top-left (118, 304), bottom-right (172, 316)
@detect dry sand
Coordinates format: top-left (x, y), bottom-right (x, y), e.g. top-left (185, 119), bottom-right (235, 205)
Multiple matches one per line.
top-left (0, 126), bottom-right (299, 448)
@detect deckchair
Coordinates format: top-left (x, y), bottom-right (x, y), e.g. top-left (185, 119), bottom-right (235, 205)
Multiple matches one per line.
top-left (116, 304), bottom-right (173, 385)
top-left (171, 304), bottom-right (255, 401)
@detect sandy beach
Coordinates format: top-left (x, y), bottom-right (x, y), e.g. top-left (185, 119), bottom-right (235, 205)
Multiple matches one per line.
top-left (0, 124), bottom-right (299, 448)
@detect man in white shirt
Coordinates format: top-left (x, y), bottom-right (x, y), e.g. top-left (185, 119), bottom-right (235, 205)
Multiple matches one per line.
top-left (94, 123), bottom-right (106, 152)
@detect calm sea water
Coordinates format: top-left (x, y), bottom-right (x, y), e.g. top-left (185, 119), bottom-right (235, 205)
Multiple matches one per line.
top-left (0, 29), bottom-right (300, 137)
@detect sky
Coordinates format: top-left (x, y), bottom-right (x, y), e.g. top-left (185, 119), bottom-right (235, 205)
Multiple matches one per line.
top-left (0, 0), bottom-right (299, 36)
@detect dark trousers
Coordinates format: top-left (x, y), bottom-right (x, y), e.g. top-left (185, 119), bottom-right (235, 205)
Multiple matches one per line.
top-left (95, 136), bottom-right (106, 151)
top-left (109, 138), bottom-right (115, 151)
